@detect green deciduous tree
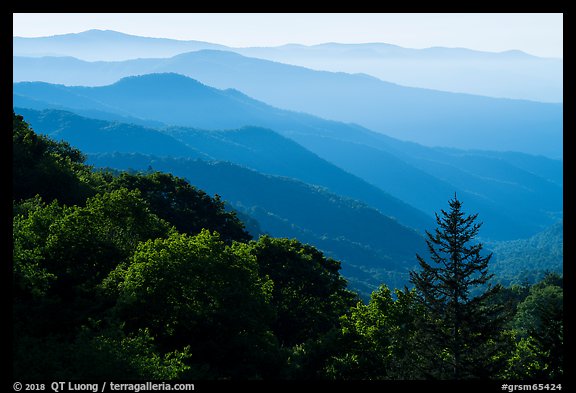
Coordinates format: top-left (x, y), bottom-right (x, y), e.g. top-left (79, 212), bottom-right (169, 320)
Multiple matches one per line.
top-left (107, 172), bottom-right (251, 242)
top-left (325, 285), bottom-right (427, 379)
top-left (251, 236), bottom-right (358, 348)
top-left (13, 112), bottom-right (96, 205)
top-left (44, 188), bottom-right (174, 291)
top-left (507, 275), bottom-right (563, 379)
top-left (13, 196), bottom-right (63, 298)
top-left (13, 188), bottom-right (175, 369)
top-left (13, 323), bottom-right (191, 380)
top-left (249, 236), bottom-right (358, 378)
top-left (104, 230), bottom-right (281, 379)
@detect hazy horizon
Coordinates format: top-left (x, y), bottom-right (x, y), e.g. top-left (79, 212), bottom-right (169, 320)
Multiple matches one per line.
top-left (12, 13), bottom-right (563, 59)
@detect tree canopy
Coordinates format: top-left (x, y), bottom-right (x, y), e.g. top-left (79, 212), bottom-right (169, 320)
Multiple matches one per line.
top-left (12, 112), bottom-right (563, 380)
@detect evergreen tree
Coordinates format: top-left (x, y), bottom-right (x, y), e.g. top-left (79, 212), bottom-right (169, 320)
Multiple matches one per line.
top-left (410, 195), bottom-right (510, 379)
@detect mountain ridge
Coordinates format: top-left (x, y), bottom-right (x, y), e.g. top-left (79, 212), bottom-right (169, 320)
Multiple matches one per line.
top-left (13, 51), bottom-right (563, 158)
top-left (15, 106), bottom-right (434, 233)
top-left (13, 29), bottom-right (554, 60)
top-left (14, 29), bottom-right (562, 103)
top-left (13, 74), bottom-right (562, 240)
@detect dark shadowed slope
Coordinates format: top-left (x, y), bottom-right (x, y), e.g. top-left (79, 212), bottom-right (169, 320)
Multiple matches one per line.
top-left (13, 107), bottom-right (206, 158)
top-left (16, 107), bottom-right (433, 232)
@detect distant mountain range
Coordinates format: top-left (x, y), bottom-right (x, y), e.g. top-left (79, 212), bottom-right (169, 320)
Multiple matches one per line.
top-left (14, 29), bottom-right (562, 102)
top-left (13, 29), bottom-right (227, 60)
top-left (13, 74), bottom-right (562, 241)
top-left (235, 42), bottom-right (563, 103)
top-left (14, 50), bottom-right (562, 158)
top-left (12, 29), bottom-right (563, 294)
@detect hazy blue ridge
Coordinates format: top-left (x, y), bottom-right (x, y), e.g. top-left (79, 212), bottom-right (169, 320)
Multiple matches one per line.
top-left (14, 29), bottom-right (562, 103)
top-left (15, 106), bottom-right (433, 233)
top-left (13, 74), bottom-right (562, 240)
top-left (13, 50), bottom-right (562, 157)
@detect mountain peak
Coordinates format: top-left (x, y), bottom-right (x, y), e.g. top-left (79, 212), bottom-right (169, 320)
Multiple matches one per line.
top-left (24, 29), bottom-right (133, 40)
top-left (80, 29), bottom-right (122, 35)
top-left (498, 49), bottom-right (536, 59)
top-left (113, 72), bottom-right (206, 87)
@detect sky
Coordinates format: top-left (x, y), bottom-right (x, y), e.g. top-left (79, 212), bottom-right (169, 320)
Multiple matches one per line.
top-left (13, 13), bottom-right (563, 58)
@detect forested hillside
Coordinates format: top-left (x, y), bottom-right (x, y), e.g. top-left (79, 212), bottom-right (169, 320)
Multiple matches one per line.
top-left (13, 105), bottom-right (563, 293)
top-left (14, 107), bottom-right (433, 296)
top-left (13, 112), bottom-right (563, 380)
top-left (489, 222), bottom-right (563, 286)
top-left (88, 152), bottom-right (424, 296)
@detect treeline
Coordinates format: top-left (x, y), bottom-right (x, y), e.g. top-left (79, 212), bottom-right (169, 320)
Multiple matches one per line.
top-left (12, 112), bottom-right (562, 380)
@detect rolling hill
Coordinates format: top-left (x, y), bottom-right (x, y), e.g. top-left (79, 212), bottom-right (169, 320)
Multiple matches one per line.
top-left (234, 42), bottom-right (563, 103)
top-left (13, 49), bottom-right (562, 157)
top-left (15, 107), bottom-right (433, 232)
top-left (14, 75), bottom-right (562, 240)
